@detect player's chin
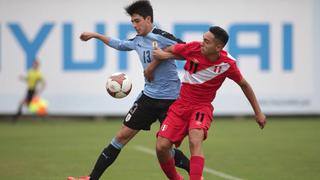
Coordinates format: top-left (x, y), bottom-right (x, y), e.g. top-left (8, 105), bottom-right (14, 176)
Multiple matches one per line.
top-left (135, 29), bottom-right (142, 35)
top-left (201, 48), bottom-right (206, 55)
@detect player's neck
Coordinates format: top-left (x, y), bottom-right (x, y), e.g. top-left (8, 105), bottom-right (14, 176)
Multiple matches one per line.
top-left (142, 25), bottom-right (154, 36)
top-left (206, 52), bottom-right (220, 62)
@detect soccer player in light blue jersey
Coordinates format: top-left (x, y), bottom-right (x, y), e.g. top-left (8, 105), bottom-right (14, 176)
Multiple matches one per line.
top-left (67, 1), bottom-right (189, 180)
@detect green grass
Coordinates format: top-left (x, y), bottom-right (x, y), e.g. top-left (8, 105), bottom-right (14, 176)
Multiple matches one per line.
top-left (0, 117), bottom-right (320, 180)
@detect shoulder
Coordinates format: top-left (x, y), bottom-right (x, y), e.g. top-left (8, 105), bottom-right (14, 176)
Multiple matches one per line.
top-left (152, 28), bottom-right (185, 43)
top-left (187, 41), bottom-right (201, 47)
top-left (179, 41), bottom-right (201, 51)
top-left (221, 50), bottom-right (238, 63)
top-left (174, 41), bottom-right (201, 56)
top-left (128, 36), bottom-right (138, 41)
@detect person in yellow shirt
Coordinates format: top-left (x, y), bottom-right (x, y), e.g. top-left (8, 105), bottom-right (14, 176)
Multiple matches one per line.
top-left (13, 60), bottom-right (46, 121)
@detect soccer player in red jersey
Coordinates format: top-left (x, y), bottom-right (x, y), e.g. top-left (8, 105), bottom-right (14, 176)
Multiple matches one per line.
top-left (147, 26), bottom-right (267, 180)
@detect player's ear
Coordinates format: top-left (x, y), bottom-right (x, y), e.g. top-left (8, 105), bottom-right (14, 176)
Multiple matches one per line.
top-left (146, 16), bottom-right (152, 23)
top-left (215, 44), bottom-right (222, 51)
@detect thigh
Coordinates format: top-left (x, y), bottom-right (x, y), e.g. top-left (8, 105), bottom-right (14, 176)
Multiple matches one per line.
top-left (26, 90), bottom-right (35, 104)
top-left (123, 93), bottom-right (157, 131)
top-left (115, 125), bottom-right (140, 145)
top-left (154, 99), bottom-right (175, 124)
top-left (189, 104), bottom-right (214, 140)
top-left (157, 102), bottom-right (189, 148)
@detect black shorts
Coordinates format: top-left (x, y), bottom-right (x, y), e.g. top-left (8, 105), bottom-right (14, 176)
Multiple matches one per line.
top-left (123, 92), bottom-right (175, 131)
top-left (25, 89), bottom-right (36, 104)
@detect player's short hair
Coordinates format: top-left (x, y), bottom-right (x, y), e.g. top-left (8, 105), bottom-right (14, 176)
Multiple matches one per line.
top-left (125, 0), bottom-right (153, 23)
top-left (209, 26), bottom-right (229, 46)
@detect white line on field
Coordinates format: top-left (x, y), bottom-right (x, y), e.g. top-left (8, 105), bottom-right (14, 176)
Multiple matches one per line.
top-left (134, 145), bottom-right (245, 180)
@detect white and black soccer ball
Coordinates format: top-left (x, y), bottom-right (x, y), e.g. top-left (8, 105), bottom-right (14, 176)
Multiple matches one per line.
top-left (106, 72), bottom-right (132, 99)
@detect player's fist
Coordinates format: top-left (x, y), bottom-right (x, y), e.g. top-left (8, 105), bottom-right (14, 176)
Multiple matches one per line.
top-left (255, 112), bottom-right (266, 129)
top-left (152, 48), bottom-right (165, 60)
top-left (80, 32), bottom-right (95, 41)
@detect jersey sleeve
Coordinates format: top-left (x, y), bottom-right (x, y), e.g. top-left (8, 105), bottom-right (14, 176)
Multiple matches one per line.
top-left (108, 37), bottom-right (136, 51)
top-left (173, 43), bottom-right (189, 58)
top-left (173, 41), bottom-right (198, 58)
top-left (227, 61), bottom-right (243, 83)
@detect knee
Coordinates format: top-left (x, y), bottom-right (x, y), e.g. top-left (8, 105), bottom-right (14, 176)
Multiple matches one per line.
top-left (115, 134), bottom-right (130, 145)
top-left (188, 131), bottom-right (204, 155)
top-left (189, 138), bottom-right (201, 150)
top-left (156, 137), bottom-right (171, 154)
top-left (156, 137), bottom-right (173, 163)
top-left (189, 129), bottom-right (204, 149)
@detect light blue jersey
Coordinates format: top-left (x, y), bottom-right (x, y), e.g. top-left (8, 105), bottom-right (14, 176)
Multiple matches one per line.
top-left (108, 27), bottom-right (183, 99)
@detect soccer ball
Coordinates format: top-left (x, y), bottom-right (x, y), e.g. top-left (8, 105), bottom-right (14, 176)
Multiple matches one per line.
top-left (106, 72), bottom-right (132, 99)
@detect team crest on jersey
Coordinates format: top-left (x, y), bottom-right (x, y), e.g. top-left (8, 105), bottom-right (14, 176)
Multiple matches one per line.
top-left (213, 65), bottom-right (222, 73)
top-left (161, 124), bottom-right (168, 131)
top-left (152, 41), bottom-right (158, 49)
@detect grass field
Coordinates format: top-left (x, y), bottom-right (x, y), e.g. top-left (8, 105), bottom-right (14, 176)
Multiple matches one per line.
top-left (0, 117), bottom-right (320, 180)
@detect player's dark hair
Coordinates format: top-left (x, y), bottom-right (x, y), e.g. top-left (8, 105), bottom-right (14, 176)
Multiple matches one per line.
top-left (125, 0), bottom-right (153, 23)
top-left (209, 26), bottom-right (229, 46)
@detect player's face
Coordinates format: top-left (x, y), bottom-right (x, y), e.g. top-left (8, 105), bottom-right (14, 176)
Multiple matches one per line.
top-left (131, 14), bottom-right (152, 36)
top-left (201, 31), bottom-right (222, 56)
top-left (32, 61), bottom-right (39, 69)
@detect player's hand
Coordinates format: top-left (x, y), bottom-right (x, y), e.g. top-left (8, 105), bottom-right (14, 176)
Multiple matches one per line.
top-left (153, 48), bottom-right (166, 60)
top-left (255, 112), bottom-right (266, 129)
top-left (18, 75), bottom-right (26, 81)
top-left (80, 32), bottom-right (95, 41)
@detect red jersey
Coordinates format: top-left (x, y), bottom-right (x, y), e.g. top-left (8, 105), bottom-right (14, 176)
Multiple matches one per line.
top-left (174, 41), bottom-right (243, 103)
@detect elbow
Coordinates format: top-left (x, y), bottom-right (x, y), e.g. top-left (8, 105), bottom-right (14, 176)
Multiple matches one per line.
top-left (238, 78), bottom-right (251, 89)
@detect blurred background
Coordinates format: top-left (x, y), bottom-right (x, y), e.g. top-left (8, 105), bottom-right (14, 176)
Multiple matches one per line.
top-left (0, 0), bottom-right (320, 180)
top-left (1, 0), bottom-right (319, 116)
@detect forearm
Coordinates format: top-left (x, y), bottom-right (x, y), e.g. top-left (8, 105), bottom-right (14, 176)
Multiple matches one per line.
top-left (144, 59), bottom-right (162, 81)
top-left (148, 59), bottom-right (162, 70)
top-left (163, 46), bottom-right (183, 60)
top-left (240, 81), bottom-right (262, 115)
top-left (158, 51), bottom-right (178, 60)
top-left (93, 33), bottom-right (111, 45)
top-left (239, 78), bottom-right (266, 129)
top-left (91, 33), bottom-right (130, 50)
top-left (19, 75), bottom-right (27, 81)
top-left (153, 45), bottom-right (183, 60)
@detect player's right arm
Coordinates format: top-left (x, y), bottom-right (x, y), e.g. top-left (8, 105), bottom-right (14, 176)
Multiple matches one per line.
top-left (152, 45), bottom-right (183, 61)
top-left (80, 32), bottom-right (110, 44)
top-left (144, 46), bottom-right (183, 81)
top-left (19, 75), bottom-right (27, 82)
top-left (80, 32), bottom-right (135, 51)
top-left (237, 78), bottom-right (266, 129)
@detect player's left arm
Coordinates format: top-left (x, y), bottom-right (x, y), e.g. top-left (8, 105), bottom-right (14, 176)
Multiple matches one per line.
top-left (144, 58), bottom-right (161, 82)
top-left (237, 78), bottom-right (267, 129)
